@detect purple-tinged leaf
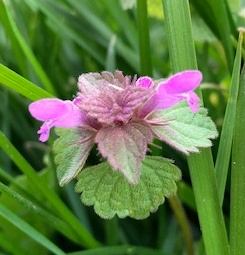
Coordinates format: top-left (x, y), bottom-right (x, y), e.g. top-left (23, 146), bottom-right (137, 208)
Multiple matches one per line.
top-left (78, 73), bottom-right (106, 95)
top-left (81, 86), bottom-right (152, 125)
top-left (95, 120), bottom-right (153, 184)
top-left (53, 128), bottom-right (94, 186)
top-left (78, 71), bottom-right (136, 96)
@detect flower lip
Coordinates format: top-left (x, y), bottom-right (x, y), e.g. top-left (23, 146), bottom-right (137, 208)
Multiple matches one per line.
top-left (29, 98), bottom-right (78, 122)
top-left (158, 70), bottom-right (202, 95)
top-left (29, 98), bottom-right (84, 142)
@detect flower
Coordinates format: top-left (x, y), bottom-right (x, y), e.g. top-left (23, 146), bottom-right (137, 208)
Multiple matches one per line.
top-left (28, 99), bottom-right (84, 142)
top-left (29, 70), bottom-right (202, 183)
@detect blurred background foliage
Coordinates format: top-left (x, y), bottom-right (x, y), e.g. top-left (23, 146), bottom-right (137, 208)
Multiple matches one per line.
top-left (0, 0), bottom-right (245, 254)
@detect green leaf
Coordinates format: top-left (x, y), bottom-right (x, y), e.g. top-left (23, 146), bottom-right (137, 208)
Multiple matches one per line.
top-left (75, 156), bottom-right (181, 220)
top-left (230, 46), bottom-right (245, 255)
top-left (149, 102), bottom-right (218, 154)
top-left (0, 63), bottom-right (53, 101)
top-left (54, 128), bottom-right (94, 186)
top-left (215, 31), bottom-right (243, 205)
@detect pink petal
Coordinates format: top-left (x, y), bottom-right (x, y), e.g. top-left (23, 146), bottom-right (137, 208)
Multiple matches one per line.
top-left (138, 93), bottom-right (158, 118)
top-left (37, 122), bottom-right (52, 142)
top-left (158, 70), bottom-right (202, 95)
top-left (29, 99), bottom-right (69, 121)
top-left (29, 98), bottom-right (86, 142)
top-left (136, 76), bottom-right (153, 88)
top-left (138, 93), bottom-right (181, 118)
top-left (29, 98), bottom-right (83, 127)
top-left (186, 91), bottom-right (200, 113)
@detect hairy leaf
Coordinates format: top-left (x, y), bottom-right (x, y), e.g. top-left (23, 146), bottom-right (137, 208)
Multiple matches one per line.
top-left (81, 86), bottom-right (152, 124)
top-left (149, 102), bottom-right (218, 154)
top-left (53, 128), bottom-right (94, 186)
top-left (75, 156), bottom-right (181, 219)
top-left (78, 71), bottom-right (134, 96)
top-left (95, 120), bottom-right (152, 184)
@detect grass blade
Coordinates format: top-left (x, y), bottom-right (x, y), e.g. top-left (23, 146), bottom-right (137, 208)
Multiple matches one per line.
top-left (0, 203), bottom-right (66, 255)
top-left (0, 130), bottom-right (100, 248)
top-left (1, 0), bottom-right (56, 95)
top-left (191, 0), bottom-right (234, 72)
top-left (101, 0), bottom-right (138, 50)
top-left (137, 0), bottom-right (152, 76)
top-left (162, 1), bottom-right (229, 254)
top-left (206, 0), bottom-right (234, 72)
top-left (0, 63), bottom-right (53, 101)
top-left (215, 31), bottom-right (243, 205)
top-left (230, 33), bottom-right (245, 255)
top-left (168, 196), bottom-right (194, 255)
top-left (0, 181), bottom-right (80, 244)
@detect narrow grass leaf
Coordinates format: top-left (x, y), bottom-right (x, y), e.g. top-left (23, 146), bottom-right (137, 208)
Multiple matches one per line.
top-left (137, 0), bottom-right (152, 76)
top-left (0, 63), bottom-right (53, 101)
top-left (0, 3), bottom-right (28, 77)
top-left (0, 204), bottom-right (66, 255)
top-left (1, 0), bottom-right (56, 95)
top-left (106, 35), bottom-right (117, 72)
top-left (66, 0), bottom-right (139, 71)
top-left (168, 196), bottom-right (194, 255)
top-left (230, 55), bottom-right (245, 255)
top-left (196, 0), bottom-right (234, 72)
top-left (215, 31), bottom-right (243, 205)
top-left (0, 130), bottom-right (100, 248)
top-left (162, 1), bottom-right (229, 254)
top-left (206, 0), bottom-right (234, 72)
top-left (0, 181), bottom-right (79, 244)
top-left (101, 0), bottom-right (138, 50)
top-left (190, 0), bottom-right (220, 39)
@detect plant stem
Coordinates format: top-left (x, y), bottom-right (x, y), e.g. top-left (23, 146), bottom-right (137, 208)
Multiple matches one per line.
top-left (168, 196), bottom-right (194, 255)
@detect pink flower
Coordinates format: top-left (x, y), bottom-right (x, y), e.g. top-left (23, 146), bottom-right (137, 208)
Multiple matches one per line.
top-left (138, 70), bottom-right (202, 117)
top-left (29, 70), bottom-right (202, 184)
top-left (28, 99), bottom-right (84, 142)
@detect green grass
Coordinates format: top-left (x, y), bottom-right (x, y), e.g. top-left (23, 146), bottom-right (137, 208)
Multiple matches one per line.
top-left (0, 0), bottom-right (244, 254)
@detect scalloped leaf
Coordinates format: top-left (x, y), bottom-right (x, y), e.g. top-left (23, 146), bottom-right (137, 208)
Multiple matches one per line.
top-left (75, 156), bottom-right (181, 219)
top-left (53, 128), bottom-right (94, 186)
top-left (149, 102), bottom-right (218, 154)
